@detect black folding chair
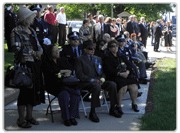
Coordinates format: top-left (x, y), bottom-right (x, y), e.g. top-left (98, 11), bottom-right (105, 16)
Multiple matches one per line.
top-left (79, 89), bottom-right (109, 118)
top-left (46, 92), bottom-right (58, 123)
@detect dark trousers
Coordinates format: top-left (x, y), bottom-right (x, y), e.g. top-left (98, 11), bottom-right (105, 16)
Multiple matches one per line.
top-left (6, 37), bottom-right (12, 52)
top-left (135, 61), bottom-right (147, 79)
top-left (154, 37), bottom-right (160, 51)
top-left (142, 38), bottom-right (147, 48)
top-left (81, 81), bottom-right (117, 108)
top-left (5, 29), bottom-right (12, 52)
top-left (58, 24), bottom-right (66, 46)
top-left (49, 24), bottom-right (58, 45)
top-left (58, 89), bottom-right (80, 121)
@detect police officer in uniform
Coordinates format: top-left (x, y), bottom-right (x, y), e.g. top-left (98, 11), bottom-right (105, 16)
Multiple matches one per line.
top-left (5, 5), bottom-right (17, 52)
top-left (30, 7), bottom-right (52, 51)
top-left (116, 35), bottom-right (142, 96)
top-left (60, 32), bottom-right (84, 70)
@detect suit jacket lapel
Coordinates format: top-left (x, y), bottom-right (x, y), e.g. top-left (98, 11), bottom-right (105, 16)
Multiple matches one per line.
top-left (82, 54), bottom-right (94, 68)
top-left (68, 45), bottom-right (74, 57)
top-left (93, 56), bottom-right (100, 74)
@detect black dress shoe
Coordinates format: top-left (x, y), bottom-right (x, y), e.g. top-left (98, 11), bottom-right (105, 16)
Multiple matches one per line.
top-left (139, 80), bottom-right (147, 84)
top-left (109, 108), bottom-right (122, 118)
top-left (70, 118), bottom-right (78, 125)
top-left (83, 98), bottom-right (91, 102)
top-left (137, 92), bottom-right (143, 97)
top-left (64, 120), bottom-right (71, 126)
top-left (116, 106), bottom-right (124, 115)
top-left (89, 112), bottom-right (100, 123)
top-left (144, 78), bottom-right (150, 82)
top-left (132, 104), bottom-right (139, 112)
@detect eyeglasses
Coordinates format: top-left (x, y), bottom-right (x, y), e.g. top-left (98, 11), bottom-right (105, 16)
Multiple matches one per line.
top-left (86, 47), bottom-right (95, 50)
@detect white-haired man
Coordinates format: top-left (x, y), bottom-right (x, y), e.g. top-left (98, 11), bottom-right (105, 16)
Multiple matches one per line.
top-left (125, 15), bottom-right (135, 36)
top-left (138, 17), bottom-right (148, 48)
top-left (132, 15), bottom-right (141, 40)
top-left (93, 15), bottom-right (107, 42)
top-left (56, 7), bottom-right (67, 46)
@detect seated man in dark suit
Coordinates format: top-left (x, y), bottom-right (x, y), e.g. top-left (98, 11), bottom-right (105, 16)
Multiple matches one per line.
top-left (60, 32), bottom-right (84, 70)
top-left (75, 40), bottom-right (122, 123)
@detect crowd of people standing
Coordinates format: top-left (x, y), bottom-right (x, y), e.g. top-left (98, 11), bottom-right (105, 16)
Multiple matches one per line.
top-left (4, 4), bottom-right (174, 128)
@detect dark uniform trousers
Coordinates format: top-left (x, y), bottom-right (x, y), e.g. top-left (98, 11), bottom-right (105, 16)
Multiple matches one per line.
top-left (49, 24), bottom-right (58, 45)
top-left (58, 24), bottom-right (66, 46)
top-left (80, 81), bottom-right (117, 108)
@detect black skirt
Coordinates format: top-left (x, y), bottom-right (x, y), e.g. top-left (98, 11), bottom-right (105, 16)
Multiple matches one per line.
top-left (17, 61), bottom-right (45, 106)
top-left (112, 76), bottom-right (139, 92)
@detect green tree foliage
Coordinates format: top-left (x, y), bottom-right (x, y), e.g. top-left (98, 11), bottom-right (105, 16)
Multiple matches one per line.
top-left (56, 4), bottom-right (98, 20)
top-left (123, 4), bottom-right (175, 21)
top-left (4, 3), bottom-right (175, 21)
top-left (56, 3), bottom-right (175, 21)
top-left (4, 4), bottom-right (19, 14)
top-left (56, 4), bottom-right (83, 19)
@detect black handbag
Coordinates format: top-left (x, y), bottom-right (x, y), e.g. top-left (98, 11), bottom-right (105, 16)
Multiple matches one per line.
top-left (60, 76), bottom-right (80, 96)
top-left (61, 75), bottom-right (80, 88)
top-left (5, 63), bottom-right (33, 89)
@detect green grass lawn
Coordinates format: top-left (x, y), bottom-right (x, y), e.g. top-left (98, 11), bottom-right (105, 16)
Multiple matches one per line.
top-left (140, 58), bottom-right (176, 130)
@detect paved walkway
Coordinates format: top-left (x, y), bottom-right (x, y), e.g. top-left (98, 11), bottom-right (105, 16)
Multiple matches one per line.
top-left (4, 37), bottom-right (176, 131)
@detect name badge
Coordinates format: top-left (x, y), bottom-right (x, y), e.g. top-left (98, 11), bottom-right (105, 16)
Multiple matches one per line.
top-left (36, 27), bottom-right (40, 32)
top-left (66, 55), bottom-right (70, 58)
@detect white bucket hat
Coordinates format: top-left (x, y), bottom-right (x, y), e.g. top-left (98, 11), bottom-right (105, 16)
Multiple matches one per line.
top-left (17, 7), bottom-right (37, 23)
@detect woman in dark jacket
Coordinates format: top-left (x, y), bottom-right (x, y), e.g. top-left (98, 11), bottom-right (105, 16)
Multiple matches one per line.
top-left (94, 39), bottom-right (108, 58)
top-left (11, 7), bottom-right (45, 128)
top-left (164, 22), bottom-right (173, 51)
top-left (42, 45), bottom-right (80, 126)
top-left (103, 39), bottom-right (139, 113)
top-left (104, 17), bottom-right (113, 37)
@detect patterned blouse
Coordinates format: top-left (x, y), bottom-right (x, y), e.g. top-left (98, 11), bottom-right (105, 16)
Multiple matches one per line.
top-left (11, 25), bottom-right (43, 63)
top-left (79, 25), bottom-right (91, 44)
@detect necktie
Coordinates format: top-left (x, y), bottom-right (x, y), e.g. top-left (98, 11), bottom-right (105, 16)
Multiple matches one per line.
top-left (132, 22), bottom-right (135, 33)
top-left (90, 55), bottom-right (93, 62)
top-left (143, 23), bottom-right (146, 28)
top-left (74, 48), bottom-right (77, 57)
top-left (100, 23), bottom-right (103, 39)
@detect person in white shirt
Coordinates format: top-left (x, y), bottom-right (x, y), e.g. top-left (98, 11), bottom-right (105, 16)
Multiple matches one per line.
top-left (56, 7), bottom-right (67, 46)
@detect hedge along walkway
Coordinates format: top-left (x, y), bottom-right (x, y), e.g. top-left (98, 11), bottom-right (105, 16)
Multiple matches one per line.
top-left (140, 58), bottom-right (176, 130)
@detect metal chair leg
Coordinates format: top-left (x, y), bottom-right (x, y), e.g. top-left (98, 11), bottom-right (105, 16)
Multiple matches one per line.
top-left (80, 95), bottom-right (87, 118)
top-left (47, 93), bottom-right (54, 123)
top-left (102, 90), bottom-right (109, 113)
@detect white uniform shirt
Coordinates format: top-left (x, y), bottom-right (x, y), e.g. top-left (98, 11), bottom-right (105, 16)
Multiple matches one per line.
top-left (56, 12), bottom-right (66, 25)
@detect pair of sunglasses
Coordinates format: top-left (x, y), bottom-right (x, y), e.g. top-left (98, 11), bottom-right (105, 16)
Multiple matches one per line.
top-left (109, 44), bottom-right (118, 48)
top-left (86, 47), bottom-right (95, 50)
top-left (100, 42), bottom-right (105, 46)
top-left (72, 38), bottom-right (79, 40)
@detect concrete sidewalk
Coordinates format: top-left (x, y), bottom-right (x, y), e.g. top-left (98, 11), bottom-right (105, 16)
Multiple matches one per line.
top-left (5, 110), bottom-right (142, 131)
top-left (4, 37), bottom-right (176, 131)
